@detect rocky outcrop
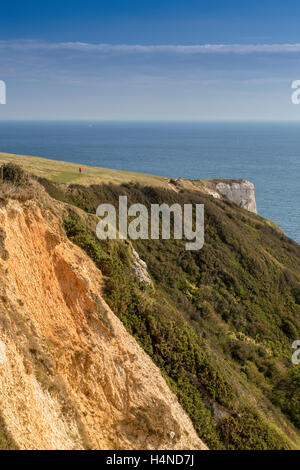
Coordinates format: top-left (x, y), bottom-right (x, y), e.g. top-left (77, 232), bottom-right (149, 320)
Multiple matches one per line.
top-left (171, 177), bottom-right (257, 213)
top-left (0, 190), bottom-right (207, 450)
top-left (213, 180), bottom-right (257, 213)
top-left (131, 248), bottom-right (151, 286)
top-left (202, 187), bottom-right (221, 200)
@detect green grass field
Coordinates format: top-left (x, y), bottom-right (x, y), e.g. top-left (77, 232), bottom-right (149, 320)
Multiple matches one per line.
top-left (0, 152), bottom-right (169, 187)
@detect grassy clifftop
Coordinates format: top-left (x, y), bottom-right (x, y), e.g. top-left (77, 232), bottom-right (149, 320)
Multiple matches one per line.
top-left (0, 152), bottom-right (168, 186)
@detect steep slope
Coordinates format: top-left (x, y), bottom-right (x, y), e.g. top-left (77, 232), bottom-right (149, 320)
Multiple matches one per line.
top-left (0, 185), bottom-right (206, 450)
top-left (40, 177), bottom-right (300, 450)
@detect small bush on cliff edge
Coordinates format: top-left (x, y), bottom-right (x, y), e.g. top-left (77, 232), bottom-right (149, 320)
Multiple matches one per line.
top-left (1, 163), bottom-right (28, 186)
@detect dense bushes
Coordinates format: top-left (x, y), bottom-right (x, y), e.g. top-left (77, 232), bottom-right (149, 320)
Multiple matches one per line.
top-left (62, 202), bottom-right (296, 449)
top-left (219, 409), bottom-right (291, 450)
top-left (272, 367), bottom-right (300, 429)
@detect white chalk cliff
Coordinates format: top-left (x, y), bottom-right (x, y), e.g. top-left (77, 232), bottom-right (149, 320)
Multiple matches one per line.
top-left (213, 180), bottom-right (257, 214)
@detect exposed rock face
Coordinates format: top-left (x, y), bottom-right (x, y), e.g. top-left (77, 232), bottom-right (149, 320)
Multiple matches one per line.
top-left (131, 248), bottom-right (151, 286)
top-left (202, 187), bottom-right (221, 200)
top-left (171, 177), bottom-right (257, 213)
top-left (214, 180), bottom-right (257, 213)
top-left (0, 193), bottom-right (207, 450)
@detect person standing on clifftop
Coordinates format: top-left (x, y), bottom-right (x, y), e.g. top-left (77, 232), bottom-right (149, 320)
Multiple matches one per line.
top-left (79, 167), bottom-right (82, 175)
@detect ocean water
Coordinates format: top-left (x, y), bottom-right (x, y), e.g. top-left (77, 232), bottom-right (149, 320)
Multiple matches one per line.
top-left (0, 120), bottom-right (299, 244)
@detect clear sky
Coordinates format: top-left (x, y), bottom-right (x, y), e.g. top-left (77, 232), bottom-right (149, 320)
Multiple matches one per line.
top-left (1, 1), bottom-right (300, 120)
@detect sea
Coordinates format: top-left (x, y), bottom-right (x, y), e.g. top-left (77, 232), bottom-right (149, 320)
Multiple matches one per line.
top-left (0, 120), bottom-right (299, 244)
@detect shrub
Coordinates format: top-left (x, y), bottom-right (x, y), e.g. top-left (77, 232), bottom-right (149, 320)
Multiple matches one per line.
top-left (1, 163), bottom-right (28, 186)
top-left (219, 409), bottom-right (291, 450)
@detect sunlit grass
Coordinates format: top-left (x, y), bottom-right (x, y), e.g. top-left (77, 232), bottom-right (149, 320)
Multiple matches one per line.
top-left (0, 152), bottom-right (169, 187)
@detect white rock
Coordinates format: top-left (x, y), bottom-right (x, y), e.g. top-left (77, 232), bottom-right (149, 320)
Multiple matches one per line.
top-left (215, 180), bottom-right (257, 213)
top-left (204, 188), bottom-right (221, 199)
top-left (132, 248), bottom-right (151, 285)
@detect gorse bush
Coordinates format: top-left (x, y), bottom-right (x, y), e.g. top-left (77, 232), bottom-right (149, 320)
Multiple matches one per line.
top-left (271, 367), bottom-right (300, 428)
top-left (219, 408), bottom-right (290, 450)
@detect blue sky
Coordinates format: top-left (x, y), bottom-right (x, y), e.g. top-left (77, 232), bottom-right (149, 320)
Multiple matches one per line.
top-left (1, 1), bottom-right (300, 120)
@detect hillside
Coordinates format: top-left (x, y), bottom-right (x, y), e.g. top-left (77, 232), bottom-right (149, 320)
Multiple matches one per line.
top-left (0, 173), bottom-right (206, 450)
top-left (0, 158), bottom-right (299, 450)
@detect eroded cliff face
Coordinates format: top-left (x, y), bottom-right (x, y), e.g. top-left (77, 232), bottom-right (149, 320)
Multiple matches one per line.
top-left (213, 180), bottom-right (257, 214)
top-left (171, 178), bottom-right (257, 214)
top-left (0, 191), bottom-right (207, 450)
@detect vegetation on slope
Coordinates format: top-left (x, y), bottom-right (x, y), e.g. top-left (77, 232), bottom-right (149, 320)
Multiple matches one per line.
top-left (37, 176), bottom-right (299, 450)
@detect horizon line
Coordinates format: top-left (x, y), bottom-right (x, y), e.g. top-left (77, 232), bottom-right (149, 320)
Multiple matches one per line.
top-left (1, 118), bottom-right (300, 123)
